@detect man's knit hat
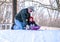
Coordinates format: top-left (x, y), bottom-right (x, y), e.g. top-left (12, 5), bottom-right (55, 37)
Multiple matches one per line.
top-left (28, 6), bottom-right (34, 11)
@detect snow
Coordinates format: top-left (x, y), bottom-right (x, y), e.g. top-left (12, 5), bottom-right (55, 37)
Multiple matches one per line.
top-left (0, 30), bottom-right (60, 42)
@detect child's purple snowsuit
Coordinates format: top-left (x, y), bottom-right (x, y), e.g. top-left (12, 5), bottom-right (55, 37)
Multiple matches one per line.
top-left (27, 20), bottom-right (40, 30)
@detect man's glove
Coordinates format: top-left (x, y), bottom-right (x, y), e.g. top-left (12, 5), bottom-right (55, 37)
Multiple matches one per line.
top-left (26, 19), bottom-right (28, 21)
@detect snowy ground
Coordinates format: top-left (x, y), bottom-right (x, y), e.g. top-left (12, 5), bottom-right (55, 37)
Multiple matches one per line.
top-left (0, 30), bottom-right (60, 42)
top-left (40, 26), bottom-right (60, 30)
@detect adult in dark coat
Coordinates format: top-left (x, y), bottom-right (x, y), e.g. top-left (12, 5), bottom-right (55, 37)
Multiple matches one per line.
top-left (13, 6), bottom-right (34, 30)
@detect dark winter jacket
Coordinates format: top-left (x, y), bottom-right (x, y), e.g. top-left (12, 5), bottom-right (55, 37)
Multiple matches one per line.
top-left (15, 8), bottom-right (30, 27)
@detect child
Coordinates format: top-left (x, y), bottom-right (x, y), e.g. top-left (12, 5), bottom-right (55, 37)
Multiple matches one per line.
top-left (26, 17), bottom-right (40, 30)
